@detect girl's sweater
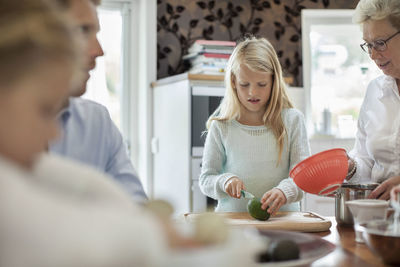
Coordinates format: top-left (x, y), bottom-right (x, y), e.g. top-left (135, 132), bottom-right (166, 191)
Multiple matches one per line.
top-left (199, 108), bottom-right (310, 212)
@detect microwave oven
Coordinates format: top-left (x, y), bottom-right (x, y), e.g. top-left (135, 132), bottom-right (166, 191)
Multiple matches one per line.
top-left (191, 86), bottom-right (225, 157)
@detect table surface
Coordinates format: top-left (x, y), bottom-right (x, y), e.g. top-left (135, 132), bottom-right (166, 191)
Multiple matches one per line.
top-left (311, 217), bottom-right (386, 267)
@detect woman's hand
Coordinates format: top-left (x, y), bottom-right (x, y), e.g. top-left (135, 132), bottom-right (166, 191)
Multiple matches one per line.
top-left (390, 184), bottom-right (400, 201)
top-left (347, 154), bottom-right (354, 172)
top-left (260, 188), bottom-right (287, 216)
top-left (346, 154), bottom-right (356, 181)
top-left (224, 177), bottom-right (245, 199)
top-left (368, 176), bottom-right (400, 200)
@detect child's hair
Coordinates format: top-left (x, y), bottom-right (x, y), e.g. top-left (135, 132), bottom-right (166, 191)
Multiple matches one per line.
top-left (55, 0), bottom-right (101, 8)
top-left (206, 35), bottom-right (293, 163)
top-left (0, 0), bottom-right (80, 87)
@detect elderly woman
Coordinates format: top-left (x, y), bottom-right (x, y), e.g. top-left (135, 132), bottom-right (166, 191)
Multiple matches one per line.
top-left (346, 0), bottom-right (400, 200)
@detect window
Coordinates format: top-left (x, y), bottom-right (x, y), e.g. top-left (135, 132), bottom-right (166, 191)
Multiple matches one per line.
top-left (80, 0), bottom-right (157, 194)
top-left (83, 1), bottom-right (131, 141)
top-left (302, 10), bottom-right (381, 138)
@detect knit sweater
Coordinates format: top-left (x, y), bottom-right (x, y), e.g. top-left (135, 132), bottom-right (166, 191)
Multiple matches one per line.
top-left (199, 108), bottom-right (310, 212)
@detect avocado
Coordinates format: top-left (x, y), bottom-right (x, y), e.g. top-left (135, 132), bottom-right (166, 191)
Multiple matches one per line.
top-left (257, 250), bottom-right (271, 263)
top-left (269, 239), bottom-right (300, 261)
top-left (247, 198), bottom-right (270, 221)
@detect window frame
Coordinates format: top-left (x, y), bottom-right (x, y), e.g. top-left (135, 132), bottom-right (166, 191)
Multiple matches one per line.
top-left (301, 9), bottom-right (356, 137)
top-left (99, 0), bottom-right (157, 195)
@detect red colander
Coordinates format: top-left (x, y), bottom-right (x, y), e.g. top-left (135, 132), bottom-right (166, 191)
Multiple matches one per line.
top-left (289, 148), bottom-right (348, 196)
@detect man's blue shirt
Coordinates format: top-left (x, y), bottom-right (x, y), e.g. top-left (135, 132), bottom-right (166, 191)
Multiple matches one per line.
top-left (49, 97), bottom-right (147, 202)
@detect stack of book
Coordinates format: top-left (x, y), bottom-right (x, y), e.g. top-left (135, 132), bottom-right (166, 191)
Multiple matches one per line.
top-left (184, 40), bottom-right (236, 75)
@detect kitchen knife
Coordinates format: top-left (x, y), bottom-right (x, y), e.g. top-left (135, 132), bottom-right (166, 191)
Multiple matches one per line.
top-left (241, 190), bottom-right (255, 199)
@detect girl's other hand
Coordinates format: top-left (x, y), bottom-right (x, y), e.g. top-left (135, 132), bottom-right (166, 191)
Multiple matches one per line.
top-left (224, 177), bottom-right (245, 199)
top-left (261, 188), bottom-right (287, 216)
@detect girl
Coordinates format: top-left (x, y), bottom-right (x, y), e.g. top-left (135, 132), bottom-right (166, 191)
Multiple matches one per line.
top-left (199, 36), bottom-right (310, 215)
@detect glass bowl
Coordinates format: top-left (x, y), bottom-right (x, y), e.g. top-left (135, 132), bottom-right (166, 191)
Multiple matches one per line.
top-left (363, 220), bottom-right (400, 265)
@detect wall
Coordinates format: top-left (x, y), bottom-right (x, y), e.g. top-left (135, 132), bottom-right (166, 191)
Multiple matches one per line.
top-left (157, 0), bottom-right (358, 86)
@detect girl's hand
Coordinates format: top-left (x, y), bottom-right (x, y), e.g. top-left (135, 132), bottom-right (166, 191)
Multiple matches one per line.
top-left (224, 177), bottom-right (245, 199)
top-left (261, 188), bottom-right (287, 216)
top-left (369, 176), bottom-right (400, 200)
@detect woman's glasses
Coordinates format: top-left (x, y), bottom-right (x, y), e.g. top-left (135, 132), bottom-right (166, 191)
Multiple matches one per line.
top-left (360, 31), bottom-right (400, 54)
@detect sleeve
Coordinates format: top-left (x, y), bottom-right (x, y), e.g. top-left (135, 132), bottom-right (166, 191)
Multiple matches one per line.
top-left (348, 96), bottom-right (374, 183)
top-left (276, 110), bottom-right (310, 204)
top-left (104, 110), bottom-right (147, 203)
top-left (0, 176), bottom-right (167, 267)
top-left (199, 121), bottom-right (237, 200)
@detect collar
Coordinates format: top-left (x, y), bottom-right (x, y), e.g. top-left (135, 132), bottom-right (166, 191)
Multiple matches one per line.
top-left (57, 98), bottom-right (72, 123)
top-left (378, 75), bottom-right (398, 100)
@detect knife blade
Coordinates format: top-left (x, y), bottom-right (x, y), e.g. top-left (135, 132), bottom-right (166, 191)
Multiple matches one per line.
top-left (241, 190), bottom-right (255, 199)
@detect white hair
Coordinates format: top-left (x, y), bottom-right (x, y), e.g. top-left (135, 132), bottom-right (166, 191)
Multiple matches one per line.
top-left (353, 0), bottom-right (400, 30)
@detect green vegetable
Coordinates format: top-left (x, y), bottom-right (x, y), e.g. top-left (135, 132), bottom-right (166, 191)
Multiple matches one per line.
top-left (269, 239), bottom-right (300, 261)
top-left (257, 249), bottom-right (271, 263)
top-left (257, 239), bottom-right (300, 263)
top-left (247, 198), bottom-right (270, 221)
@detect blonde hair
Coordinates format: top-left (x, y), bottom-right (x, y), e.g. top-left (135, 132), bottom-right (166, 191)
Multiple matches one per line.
top-left (207, 36), bottom-right (293, 163)
top-left (0, 0), bottom-right (80, 87)
top-left (353, 0), bottom-right (400, 30)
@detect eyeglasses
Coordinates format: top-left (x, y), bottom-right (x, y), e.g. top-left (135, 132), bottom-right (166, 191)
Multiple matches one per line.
top-left (360, 31), bottom-right (400, 54)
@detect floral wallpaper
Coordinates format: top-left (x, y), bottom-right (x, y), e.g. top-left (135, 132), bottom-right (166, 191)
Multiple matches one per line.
top-left (157, 0), bottom-right (358, 86)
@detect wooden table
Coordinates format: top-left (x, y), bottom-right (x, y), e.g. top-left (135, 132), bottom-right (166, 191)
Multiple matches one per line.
top-left (311, 217), bottom-right (387, 267)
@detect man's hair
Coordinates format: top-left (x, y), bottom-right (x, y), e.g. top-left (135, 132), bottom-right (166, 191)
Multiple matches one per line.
top-left (55, 0), bottom-right (100, 8)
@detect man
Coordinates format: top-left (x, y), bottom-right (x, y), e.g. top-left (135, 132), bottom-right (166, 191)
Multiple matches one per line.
top-left (49, 0), bottom-right (147, 202)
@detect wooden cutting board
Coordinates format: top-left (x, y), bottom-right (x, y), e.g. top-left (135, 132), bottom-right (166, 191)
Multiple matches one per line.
top-left (183, 211), bottom-right (332, 233)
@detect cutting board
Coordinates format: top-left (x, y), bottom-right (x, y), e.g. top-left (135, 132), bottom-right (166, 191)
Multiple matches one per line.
top-left (183, 211), bottom-right (332, 233)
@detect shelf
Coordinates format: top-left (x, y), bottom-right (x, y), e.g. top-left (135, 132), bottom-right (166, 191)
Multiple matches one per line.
top-left (152, 72), bottom-right (294, 88)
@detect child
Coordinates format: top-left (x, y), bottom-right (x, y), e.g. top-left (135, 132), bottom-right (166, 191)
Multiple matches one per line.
top-left (199, 36), bottom-right (310, 215)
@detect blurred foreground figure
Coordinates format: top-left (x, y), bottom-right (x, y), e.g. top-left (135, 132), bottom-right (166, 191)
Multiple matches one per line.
top-left (0, 1), bottom-right (169, 266)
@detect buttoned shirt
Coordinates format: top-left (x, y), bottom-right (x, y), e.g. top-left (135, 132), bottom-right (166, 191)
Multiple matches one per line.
top-left (349, 75), bottom-right (400, 183)
top-left (49, 97), bottom-right (147, 202)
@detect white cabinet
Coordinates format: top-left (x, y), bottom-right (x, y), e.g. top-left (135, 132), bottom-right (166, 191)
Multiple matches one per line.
top-left (152, 73), bottom-right (224, 215)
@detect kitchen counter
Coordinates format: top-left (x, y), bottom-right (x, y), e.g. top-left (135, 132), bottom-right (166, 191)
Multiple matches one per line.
top-left (176, 214), bottom-right (388, 266)
top-left (311, 217), bottom-right (386, 267)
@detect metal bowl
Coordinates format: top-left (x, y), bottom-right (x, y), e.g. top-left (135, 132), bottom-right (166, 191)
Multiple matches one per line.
top-left (335, 183), bottom-right (379, 226)
top-left (363, 220), bottom-right (400, 265)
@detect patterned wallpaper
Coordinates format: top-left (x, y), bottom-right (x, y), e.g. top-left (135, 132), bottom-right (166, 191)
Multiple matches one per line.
top-left (157, 0), bottom-right (358, 86)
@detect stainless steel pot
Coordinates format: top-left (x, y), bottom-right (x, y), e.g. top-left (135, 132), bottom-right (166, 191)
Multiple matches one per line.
top-left (335, 183), bottom-right (379, 226)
